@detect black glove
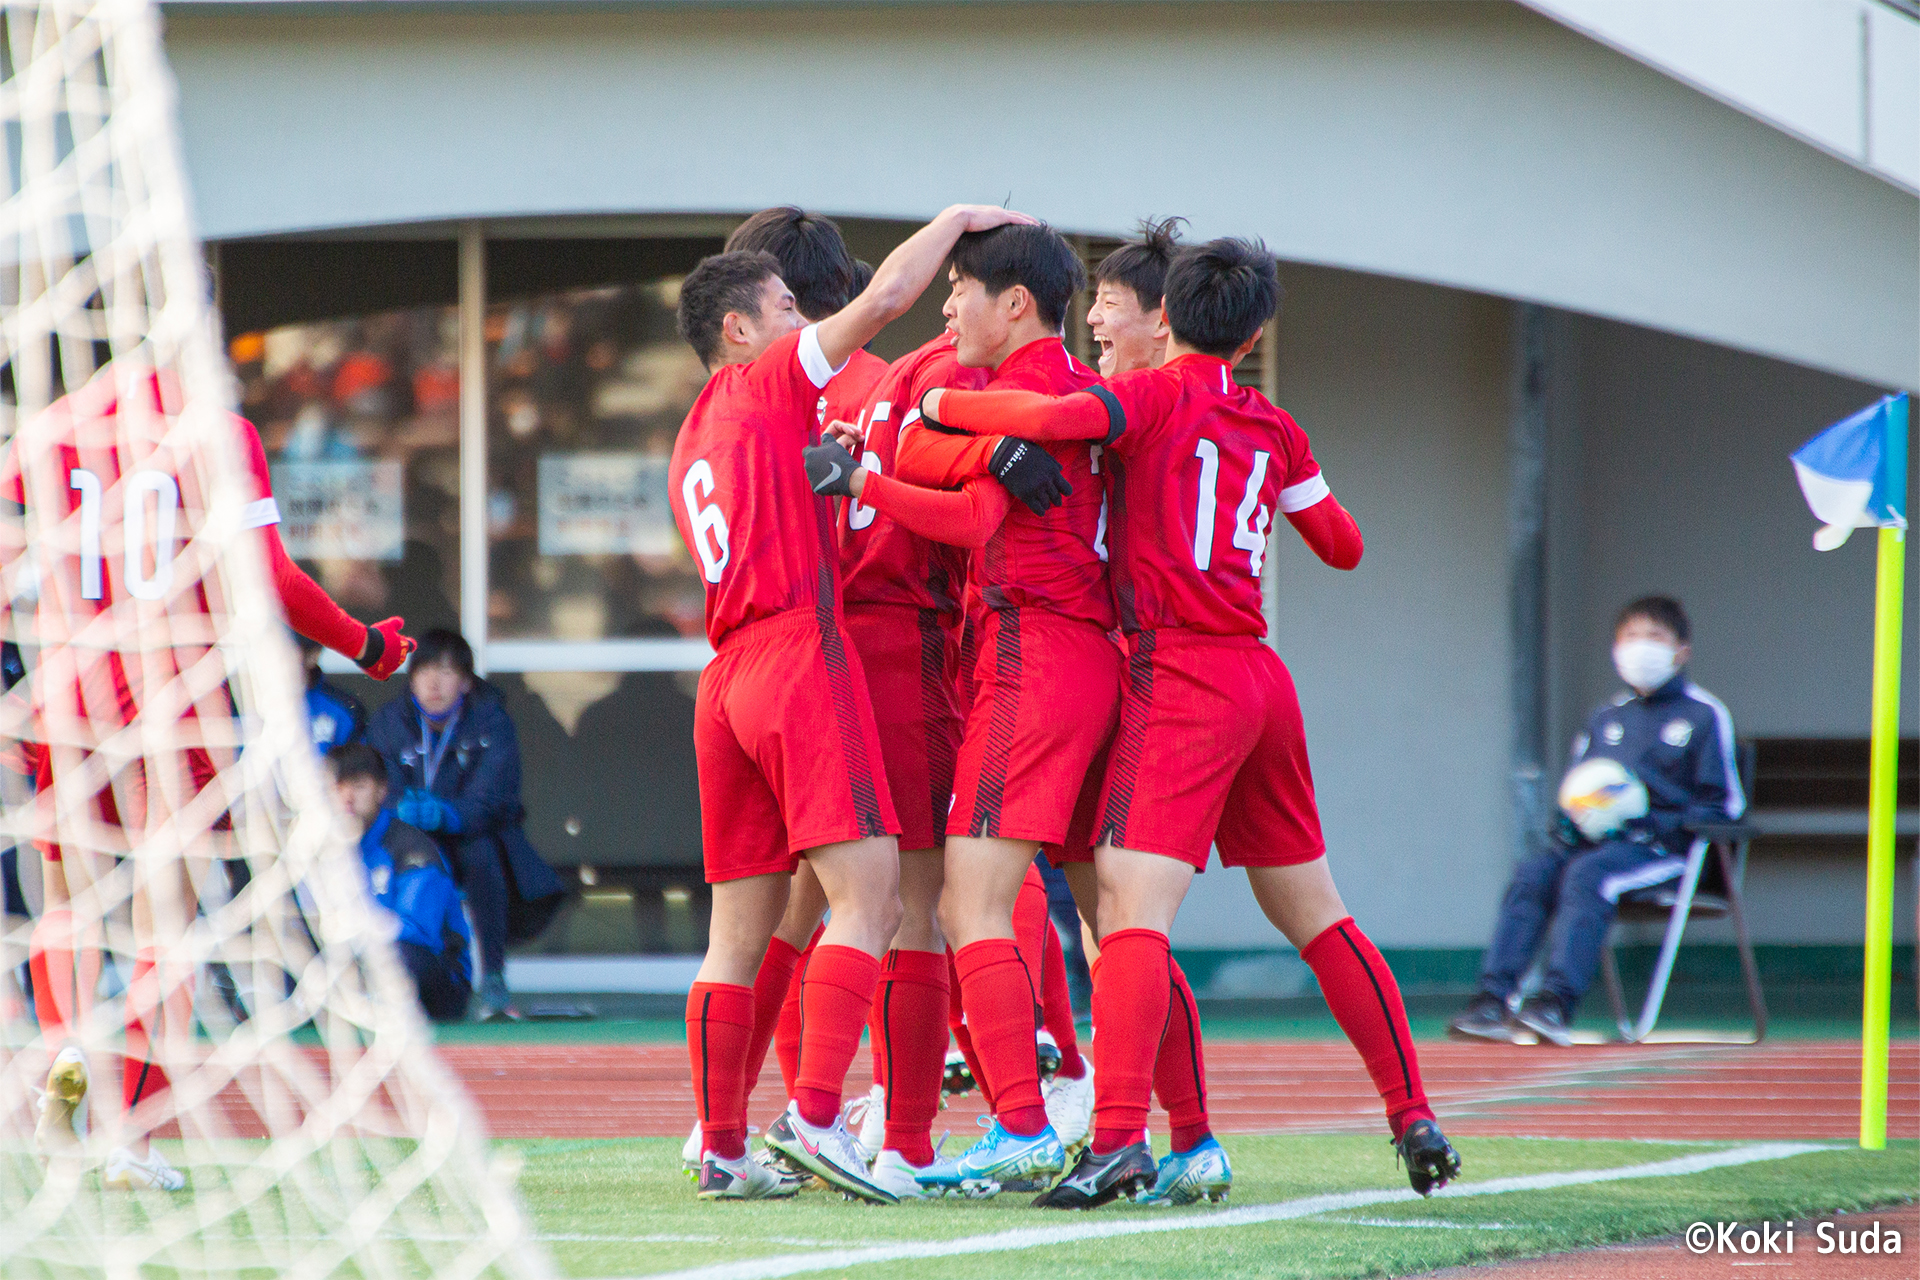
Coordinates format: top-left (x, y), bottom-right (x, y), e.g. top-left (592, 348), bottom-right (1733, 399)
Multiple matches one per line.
top-left (803, 439), bottom-right (859, 498)
top-left (989, 437), bottom-right (1071, 515)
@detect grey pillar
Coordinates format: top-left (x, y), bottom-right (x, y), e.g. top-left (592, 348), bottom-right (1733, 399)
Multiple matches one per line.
top-left (1509, 304), bottom-right (1551, 860)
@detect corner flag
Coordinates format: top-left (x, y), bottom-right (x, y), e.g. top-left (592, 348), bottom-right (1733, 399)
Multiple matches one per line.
top-left (1792, 392), bottom-right (1908, 1150)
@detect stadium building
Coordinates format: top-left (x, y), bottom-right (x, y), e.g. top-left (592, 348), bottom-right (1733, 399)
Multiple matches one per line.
top-left (166, 0), bottom-right (1918, 1004)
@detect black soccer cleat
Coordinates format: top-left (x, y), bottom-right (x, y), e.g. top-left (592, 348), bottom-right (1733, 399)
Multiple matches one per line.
top-left (1395, 1119), bottom-right (1461, 1197)
top-left (941, 1049), bottom-right (976, 1100)
top-left (1031, 1141), bottom-right (1156, 1209)
top-left (1036, 1037), bottom-right (1063, 1082)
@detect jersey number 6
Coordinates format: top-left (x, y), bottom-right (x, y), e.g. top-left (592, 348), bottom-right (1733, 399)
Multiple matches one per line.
top-left (1190, 440), bottom-right (1272, 577)
top-left (680, 459), bottom-right (731, 583)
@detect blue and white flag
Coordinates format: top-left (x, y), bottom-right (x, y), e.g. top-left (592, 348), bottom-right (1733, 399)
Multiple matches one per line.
top-left (1791, 393), bottom-right (1909, 551)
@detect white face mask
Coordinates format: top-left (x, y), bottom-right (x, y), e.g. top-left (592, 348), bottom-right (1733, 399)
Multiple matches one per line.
top-left (1614, 639), bottom-right (1679, 693)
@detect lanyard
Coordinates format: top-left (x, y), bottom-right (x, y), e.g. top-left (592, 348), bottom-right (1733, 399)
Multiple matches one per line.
top-left (419, 703), bottom-right (462, 789)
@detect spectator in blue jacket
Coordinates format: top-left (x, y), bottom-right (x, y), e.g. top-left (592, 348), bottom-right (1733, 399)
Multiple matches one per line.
top-left (328, 743), bottom-right (472, 1021)
top-left (1451, 596), bottom-right (1744, 1046)
top-left (364, 629), bottom-right (562, 1021)
top-left (300, 634), bottom-right (366, 753)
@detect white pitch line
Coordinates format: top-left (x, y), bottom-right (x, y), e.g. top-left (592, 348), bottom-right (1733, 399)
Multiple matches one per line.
top-left (598, 1142), bottom-right (1829, 1280)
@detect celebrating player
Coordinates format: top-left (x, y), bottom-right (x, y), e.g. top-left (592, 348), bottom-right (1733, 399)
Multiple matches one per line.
top-left (666, 203), bottom-right (1034, 1203)
top-left (916, 237), bottom-right (1461, 1207)
top-left (3, 370), bottom-right (413, 1191)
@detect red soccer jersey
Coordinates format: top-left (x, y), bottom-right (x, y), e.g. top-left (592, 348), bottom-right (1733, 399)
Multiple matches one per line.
top-left (668, 325), bottom-right (848, 648)
top-left (1099, 354), bottom-right (1323, 636)
top-left (838, 335), bottom-right (989, 618)
top-left (0, 370), bottom-right (282, 744)
top-left (818, 347), bottom-right (890, 435)
top-left (902, 337), bottom-right (1112, 629)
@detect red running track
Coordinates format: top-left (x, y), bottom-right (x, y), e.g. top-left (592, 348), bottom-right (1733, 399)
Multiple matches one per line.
top-left (434, 1039), bottom-right (1920, 1142)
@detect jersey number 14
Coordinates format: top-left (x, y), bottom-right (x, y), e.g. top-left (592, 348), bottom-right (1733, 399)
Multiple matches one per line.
top-left (1191, 441), bottom-right (1271, 576)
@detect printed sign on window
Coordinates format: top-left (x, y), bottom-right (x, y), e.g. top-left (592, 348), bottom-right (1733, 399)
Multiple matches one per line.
top-left (270, 460), bottom-right (405, 561)
top-left (538, 452), bottom-right (674, 556)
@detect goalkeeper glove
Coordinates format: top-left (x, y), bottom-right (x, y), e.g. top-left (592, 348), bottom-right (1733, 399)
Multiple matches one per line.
top-left (989, 437), bottom-right (1071, 515)
top-left (803, 440), bottom-right (860, 498)
top-left (398, 788), bottom-right (462, 834)
top-left (357, 617), bottom-right (415, 681)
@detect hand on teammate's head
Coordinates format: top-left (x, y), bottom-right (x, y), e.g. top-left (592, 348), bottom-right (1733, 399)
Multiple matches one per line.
top-left (944, 205), bottom-right (1039, 233)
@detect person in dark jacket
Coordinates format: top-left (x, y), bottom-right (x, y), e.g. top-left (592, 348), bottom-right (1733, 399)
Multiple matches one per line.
top-left (329, 743), bottom-right (473, 1021)
top-left (365, 630), bottom-right (562, 1021)
top-left (1451, 596), bottom-right (1744, 1046)
top-left (300, 634), bottom-right (367, 753)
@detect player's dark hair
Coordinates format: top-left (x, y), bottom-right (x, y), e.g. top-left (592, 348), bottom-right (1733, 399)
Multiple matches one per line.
top-left (850, 258), bottom-right (875, 297)
top-left (411, 628), bottom-right (476, 680)
top-left (676, 250), bottom-right (782, 367)
top-left (327, 742), bottom-right (388, 787)
top-left (1163, 238), bottom-right (1281, 359)
top-left (1615, 595), bottom-right (1690, 644)
top-left (948, 224), bottom-right (1086, 331)
top-left (725, 207), bottom-right (856, 322)
top-left (1093, 216), bottom-right (1186, 313)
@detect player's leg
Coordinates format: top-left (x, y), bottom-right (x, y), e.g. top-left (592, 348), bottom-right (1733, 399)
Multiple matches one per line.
top-left (749, 863), bottom-right (825, 1110)
top-left (867, 844), bottom-right (949, 1185)
top-left (28, 846), bottom-right (97, 1158)
top-left (940, 834), bottom-right (1050, 1137)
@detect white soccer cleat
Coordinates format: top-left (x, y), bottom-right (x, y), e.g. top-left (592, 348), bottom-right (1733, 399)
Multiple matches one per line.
top-left (696, 1150), bottom-right (800, 1200)
top-left (34, 1046), bottom-right (91, 1158)
top-left (763, 1103), bottom-right (898, 1204)
top-left (1044, 1060), bottom-right (1094, 1152)
top-left (869, 1148), bottom-right (955, 1200)
top-left (844, 1083), bottom-right (885, 1162)
top-left (681, 1120), bottom-right (703, 1180)
top-left (104, 1146), bottom-right (186, 1192)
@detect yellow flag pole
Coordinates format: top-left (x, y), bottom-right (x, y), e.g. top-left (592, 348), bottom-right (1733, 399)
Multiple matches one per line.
top-left (1859, 392), bottom-right (1908, 1151)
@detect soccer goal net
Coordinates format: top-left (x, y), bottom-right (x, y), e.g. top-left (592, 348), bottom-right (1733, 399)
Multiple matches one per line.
top-left (0, 2), bottom-right (547, 1275)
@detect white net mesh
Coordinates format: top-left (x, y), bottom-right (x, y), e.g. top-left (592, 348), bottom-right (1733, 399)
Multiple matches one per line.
top-left (0, 3), bottom-right (550, 1275)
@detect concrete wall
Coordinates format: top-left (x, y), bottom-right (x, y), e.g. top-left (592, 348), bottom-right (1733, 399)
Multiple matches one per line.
top-left (1175, 267), bottom-right (1515, 949)
top-left (161, 0), bottom-right (1918, 388)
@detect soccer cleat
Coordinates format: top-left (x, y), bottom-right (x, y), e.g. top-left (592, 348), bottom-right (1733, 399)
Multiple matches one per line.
top-left (762, 1103), bottom-right (898, 1205)
top-left (103, 1146), bottom-right (186, 1191)
top-left (844, 1083), bottom-right (885, 1163)
top-left (1043, 1062), bottom-right (1094, 1151)
top-left (681, 1120), bottom-right (703, 1180)
top-left (1032, 1140), bottom-right (1156, 1209)
top-left (870, 1148), bottom-right (956, 1200)
top-left (34, 1046), bottom-right (91, 1157)
top-left (1513, 994), bottom-right (1573, 1047)
top-left (696, 1150), bottom-right (801, 1200)
top-left (1138, 1136), bottom-right (1232, 1205)
top-left (1035, 1029), bottom-right (1062, 1082)
top-left (1447, 994), bottom-right (1517, 1043)
top-left (1395, 1118), bottom-right (1462, 1196)
top-left (941, 1049), bottom-right (975, 1100)
top-left (920, 1117), bottom-right (1066, 1197)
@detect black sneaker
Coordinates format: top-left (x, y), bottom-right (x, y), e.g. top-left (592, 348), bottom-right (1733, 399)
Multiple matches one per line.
top-left (1031, 1141), bottom-right (1156, 1209)
top-left (1514, 994), bottom-right (1573, 1046)
top-left (1447, 994), bottom-right (1515, 1043)
top-left (1394, 1119), bottom-right (1461, 1196)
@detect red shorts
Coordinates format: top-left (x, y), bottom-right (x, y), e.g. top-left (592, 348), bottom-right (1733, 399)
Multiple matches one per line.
top-left (32, 740), bottom-right (222, 863)
top-left (1096, 630), bottom-right (1325, 869)
top-left (947, 608), bottom-right (1121, 846)
top-left (844, 604), bottom-right (962, 853)
top-left (695, 609), bottom-right (899, 883)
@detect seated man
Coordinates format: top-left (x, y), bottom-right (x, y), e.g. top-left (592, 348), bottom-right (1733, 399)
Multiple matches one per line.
top-left (328, 743), bottom-right (473, 1022)
top-left (1451, 596), bottom-right (1743, 1045)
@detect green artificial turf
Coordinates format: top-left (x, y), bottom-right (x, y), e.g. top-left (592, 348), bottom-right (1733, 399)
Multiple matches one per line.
top-left (500, 1134), bottom-right (1919, 1279)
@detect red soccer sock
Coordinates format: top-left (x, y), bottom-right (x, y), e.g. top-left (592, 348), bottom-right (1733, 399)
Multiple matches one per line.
top-left (793, 945), bottom-right (881, 1129)
top-left (742, 936), bottom-right (803, 1113)
top-left (122, 949), bottom-right (172, 1115)
top-left (774, 932), bottom-right (821, 1101)
top-left (28, 909), bottom-right (79, 1045)
top-left (946, 948), bottom-right (995, 1111)
top-left (874, 949), bottom-right (949, 1165)
top-left (1156, 958), bottom-right (1212, 1152)
top-left (1090, 928), bottom-right (1171, 1155)
top-left (687, 981), bottom-right (754, 1160)
top-left (1038, 915), bottom-right (1085, 1080)
top-left (867, 979), bottom-right (887, 1090)
top-left (1301, 917), bottom-right (1435, 1139)
top-left (953, 938), bottom-right (1046, 1135)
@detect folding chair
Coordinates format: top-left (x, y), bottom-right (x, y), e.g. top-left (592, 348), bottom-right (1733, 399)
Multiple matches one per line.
top-left (1599, 740), bottom-right (1767, 1044)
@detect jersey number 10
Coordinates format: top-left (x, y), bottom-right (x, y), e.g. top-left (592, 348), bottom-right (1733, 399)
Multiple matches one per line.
top-left (69, 467), bottom-right (181, 601)
top-left (1191, 441), bottom-right (1271, 577)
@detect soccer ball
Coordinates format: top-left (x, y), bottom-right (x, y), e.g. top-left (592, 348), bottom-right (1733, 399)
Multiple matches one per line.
top-left (1557, 757), bottom-right (1648, 842)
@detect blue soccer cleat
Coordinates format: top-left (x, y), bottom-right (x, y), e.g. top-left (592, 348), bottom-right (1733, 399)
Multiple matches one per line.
top-left (1137, 1136), bottom-right (1232, 1205)
top-left (918, 1118), bottom-right (1066, 1197)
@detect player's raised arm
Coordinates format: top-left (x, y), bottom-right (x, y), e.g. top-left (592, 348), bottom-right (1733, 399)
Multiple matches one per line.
top-left (260, 522), bottom-right (415, 677)
top-left (813, 205), bottom-right (1037, 370)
